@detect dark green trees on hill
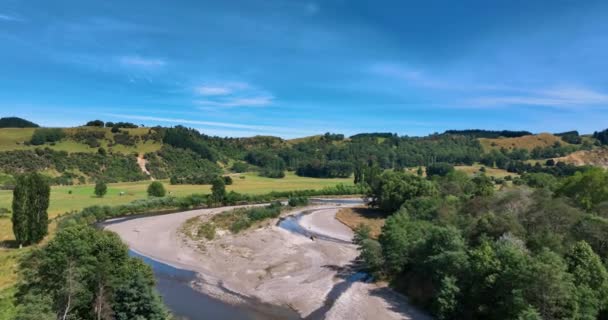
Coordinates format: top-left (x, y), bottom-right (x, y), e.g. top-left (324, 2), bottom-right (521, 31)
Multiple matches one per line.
top-left (0, 116), bottom-right (39, 128)
top-left (12, 172), bottom-right (50, 246)
top-left (30, 128), bottom-right (66, 145)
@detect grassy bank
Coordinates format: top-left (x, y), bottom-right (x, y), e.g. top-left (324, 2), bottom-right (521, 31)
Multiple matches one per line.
top-left (0, 171), bottom-right (354, 317)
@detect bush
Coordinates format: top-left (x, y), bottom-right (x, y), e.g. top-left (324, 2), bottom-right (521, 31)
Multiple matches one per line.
top-left (30, 128), bottom-right (65, 145)
top-left (426, 163), bottom-right (455, 178)
top-left (198, 222), bottom-right (216, 240)
top-left (288, 196), bottom-right (309, 207)
top-left (147, 181), bottom-right (166, 197)
top-left (223, 176), bottom-right (233, 185)
top-left (231, 162), bottom-right (249, 173)
top-left (94, 180), bottom-right (108, 197)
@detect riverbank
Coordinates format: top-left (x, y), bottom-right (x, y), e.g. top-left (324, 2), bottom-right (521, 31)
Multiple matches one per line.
top-left (105, 200), bottom-right (430, 319)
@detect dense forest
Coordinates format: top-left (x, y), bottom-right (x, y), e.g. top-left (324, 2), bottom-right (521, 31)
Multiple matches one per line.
top-left (355, 165), bottom-right (608, 320)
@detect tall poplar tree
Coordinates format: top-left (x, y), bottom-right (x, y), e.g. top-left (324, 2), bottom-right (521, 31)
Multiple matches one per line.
top-left (12, 172), bottom-right (50, 246)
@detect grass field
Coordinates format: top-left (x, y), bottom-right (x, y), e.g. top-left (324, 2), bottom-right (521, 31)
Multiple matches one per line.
top-left (0, 127), bottom-right (161, 154)
top-left (454, 164), bottom-right (518, 178)
top-left (479, 133), bottom-right (567, 152)
top-left (0, 171), bottom-right (354, 315)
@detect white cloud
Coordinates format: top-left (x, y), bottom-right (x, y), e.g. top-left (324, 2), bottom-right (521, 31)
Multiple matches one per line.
top-left (196, 96), bottom-right (274, 108)
top-left (0, 13), bottom-right (24, 22)
top-left (193, 81), bottom-right (273, 107)
top-left (195, 86), bottom-right (232, 96)
top-left (119, 56), bottom-right (166, 68)
top-left (470, 86), bottom-right (608, 108)
top-left (102, 113), bottom-right (314, 136)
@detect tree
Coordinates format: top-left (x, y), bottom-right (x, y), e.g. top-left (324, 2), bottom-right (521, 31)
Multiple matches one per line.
top-left (369, 171), bottom-right (437, 212)
top-left (95, 181), bottom-right (108, 198)
top-left (211, 177), bottom-right (226, 203)
top-left (16, 225), bottom-right (167, 320)
top-left (147, 181), bottom-right (166, 197)
top-left (472, 174), bottom-right (494, 197)
top-left (12, 172), bottom-right (50, 246)
top-left (556, 168), bottom-right (608, 211)
top-left (85, 120), bottom-right (105, 127)
top-left (426, 163), bottom-right (455, 178)
top-left (113, 273), bottom-right (168, 320)
top-left (564, 241), bottom-right (608, 319)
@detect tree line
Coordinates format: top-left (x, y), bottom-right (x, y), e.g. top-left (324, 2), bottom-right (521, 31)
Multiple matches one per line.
top-left (355, 166), bottom-right (608, 319)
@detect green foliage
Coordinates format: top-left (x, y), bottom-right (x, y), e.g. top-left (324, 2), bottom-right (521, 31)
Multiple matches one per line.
top-left (223, 175), bottom-right (233, 185)
top-left (426, 163), bottom-right (454, 178)
top-left (30, 128), bottom-right (65, 145)
top-left (231, 161), bottom-right (249, 173)
top-left (287, 196), bottom-right (309, 207)
top-left (15, 225), bottom-right (168, 320)
top-left (84, 120), bottom-right (104, 127)
top-left (556, 167), bottom-right (608, 211)
top-left (353, 224), bottom-right (372, 245)
top-left (113, 272), bottom-right (169, 320)
top-left (360, 161), bottom-right (608, 320)
top-left (472, 174), bottom-right (494, 197)
top-left (147, 181), bottom-right (166, 197)
top-left (12, 172), bottom-right (49, 246)
top-left (521, 172), bottom-right (558, 189)
top-left (0, 117), bottom-right (39, 128)
top-left (211, 177), bottom-right (226, 203)
top-left (197, 222), bottom-right (216, 240)
top-left (296, 160), bottom-right (353, 178)
top-left (0, 148), bottom-right (146, 183)
top-left (149, 146), bottom-right (221, 184)
top-left (94, 180), bottom-right (107, 197)
top-left (593, 128), bottom-right (608, 145)
top-left (369, 171), bottom-right (437, 212)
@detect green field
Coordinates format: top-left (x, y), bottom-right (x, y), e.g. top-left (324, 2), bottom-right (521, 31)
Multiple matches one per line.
top-left (0, 127), bottom-right (161, 154)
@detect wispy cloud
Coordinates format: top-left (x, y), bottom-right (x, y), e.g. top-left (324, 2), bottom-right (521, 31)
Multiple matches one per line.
top-left (470, 87), bottom-right (608, 108)
top-left (119, 56), bottom-right (166, 69)
top-left (369, 63), bottom-right (507, 91)
top-left (103, 113), bottom-right (314, 137)
top-left (196, 96), bottom-right (274, 108)
top-left (0, 13), bottom-right (24, 22)
top-left (193, 81), bottom-right (274, 108)
top-left (195, 86), bottom-right (233, 96)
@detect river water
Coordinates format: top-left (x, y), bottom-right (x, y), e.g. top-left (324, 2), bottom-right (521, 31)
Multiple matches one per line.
top-left (128, 198), bottom-right (366, 319)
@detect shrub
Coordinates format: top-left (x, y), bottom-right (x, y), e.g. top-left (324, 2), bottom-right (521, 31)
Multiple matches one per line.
top-left (147, 181), bottom-right (166, 197)
top-left (288, 196), bottom-right (309, 207)
top-left (223, 176), bottom-right (233, 185)
top-left (94, 180), bottom-right (108, 197)
top-left (30, 128), bottom-right (65, 145)
top-left (198, 223), bottom-right (216, 240)
top-left (231, 162), bottom-right (249, 173)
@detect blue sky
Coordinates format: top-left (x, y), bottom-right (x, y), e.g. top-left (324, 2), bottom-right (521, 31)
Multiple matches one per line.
top-left (1, 0), bottom-right (608, 138)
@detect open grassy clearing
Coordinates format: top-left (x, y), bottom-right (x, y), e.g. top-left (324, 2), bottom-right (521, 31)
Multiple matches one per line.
top-left (335, 207), bottom-right (385, 238)
top-left (0, 127), bottom-right (161, 154)
top-left (454, 164), bottom-right (518, 178)
top-left (479, 133), bottom-right (568, 152)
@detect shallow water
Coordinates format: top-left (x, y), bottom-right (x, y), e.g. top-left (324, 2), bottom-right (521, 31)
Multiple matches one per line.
top-left (277, 209), bottom-right (352, 244)
top-left (129, 250), bottom-right (300, 320)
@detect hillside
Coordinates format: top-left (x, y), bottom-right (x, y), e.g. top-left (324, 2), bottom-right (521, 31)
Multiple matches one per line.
top-left (479, 132), bottom-right (569, 151)
top-left (555, 147), bottom-right (608, 168)
top-left (0, 121), bottom-right (605, 188)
